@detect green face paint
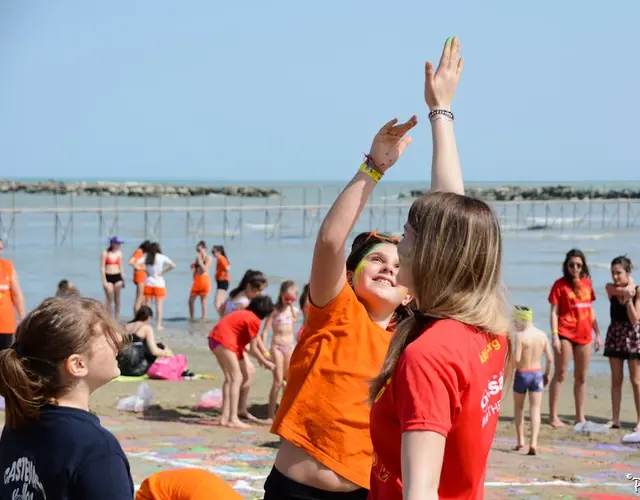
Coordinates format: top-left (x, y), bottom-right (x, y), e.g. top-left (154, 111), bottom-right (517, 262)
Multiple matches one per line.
top-left (354, 244), bottom-right (383, 281)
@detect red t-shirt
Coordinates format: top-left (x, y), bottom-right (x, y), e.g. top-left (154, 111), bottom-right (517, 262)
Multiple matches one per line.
top-left (548, 277), bottom-right (595, 344)
top-left (369, 319), bottom-right (507, 500)
top-left (209, 309), bottom-right (261, 360)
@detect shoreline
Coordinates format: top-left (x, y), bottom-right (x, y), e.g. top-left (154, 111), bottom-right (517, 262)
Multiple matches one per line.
top-left (1, 180), bottom-right (640, 201)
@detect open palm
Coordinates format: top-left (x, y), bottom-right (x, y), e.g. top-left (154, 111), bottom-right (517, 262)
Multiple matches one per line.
top-left (368, 116), bottom-right (418, 172)
top-left (425, 36), bottom-right (464, 111)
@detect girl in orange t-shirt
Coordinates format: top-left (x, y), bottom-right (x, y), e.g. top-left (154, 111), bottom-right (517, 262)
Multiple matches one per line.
top-left (209, 296), bottom-right (275, 428)
top-left (128, 240), bottom-right (151, 315)
top-left (213, 245), bottom-right (231, 316)
top-left (548, 248), bottom-right (601, 427)
top-left (264, 111), bottom-right (419, 498)
top-left (189, 240), bottom-right (212, 321)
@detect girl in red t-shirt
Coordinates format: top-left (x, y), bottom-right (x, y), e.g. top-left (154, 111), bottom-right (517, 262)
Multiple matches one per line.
top-left (209, 296), bottom-right (275, 428)
top-left (548, 248), bottom-right (601, 427)
top-left (366, 37), bottom-right (512, 500)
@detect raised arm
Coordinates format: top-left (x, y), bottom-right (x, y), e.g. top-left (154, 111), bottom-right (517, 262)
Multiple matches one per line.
top-left (626, 290), bottom-right (640, 324)
top-left (309, 117), bottom-right (417, 308)
top-left (425, 37), bottom-right (464, 195)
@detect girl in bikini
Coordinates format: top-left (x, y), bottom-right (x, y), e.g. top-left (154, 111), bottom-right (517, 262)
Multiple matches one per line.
top-left (189, 240), bottom-right (212, 321)
top-left (209, 296), bottom-right (275, 428)
top-left (261, 280), bottom-right (299, 421)
top-left (100, 236), bottom-right (125, 320)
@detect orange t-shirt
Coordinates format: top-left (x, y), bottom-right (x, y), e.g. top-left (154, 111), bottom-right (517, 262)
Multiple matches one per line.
top-left (131, 249), bottom-right (147, 284)
top-left (136, 469), bottom-right (242, 500)
top-left (209, 309), bottom-right (261, 360)
top-left (0, 260), bottom-right (16, 334)
top-left (270, 283), bottom-right (392, 489)
top-left (215, 255), bottom-right (230, 281)
top-left (548, 277), bottom-right (596, 344)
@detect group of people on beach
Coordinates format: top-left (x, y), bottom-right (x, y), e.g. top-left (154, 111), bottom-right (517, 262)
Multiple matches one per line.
top-left (99, 237), bottom-right (232, 328)
top-left (0, 36), bottom-right (637, 500)
top-left (511, 250), bottom-right (639, 456)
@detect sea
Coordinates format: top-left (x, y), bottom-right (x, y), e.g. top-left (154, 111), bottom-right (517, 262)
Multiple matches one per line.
top-left (2, 179), bottom-right (640, 376)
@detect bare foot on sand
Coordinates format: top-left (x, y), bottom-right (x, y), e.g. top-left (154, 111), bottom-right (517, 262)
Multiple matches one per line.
top-left (513, 444), bottom-right (524, 451)
top-left (227, 419), bottom-right (251, 429)
top-left (527, 446), bottom-right (537, 456)
top-left (239, 411), bottom-right (270, 425)
top-left (550, 419), bottom-right (568, 428)
top-left (607, 420), bottom-right (621, 429)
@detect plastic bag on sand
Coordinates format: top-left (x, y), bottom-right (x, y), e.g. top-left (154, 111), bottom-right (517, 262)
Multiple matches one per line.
top-left (116, 382), bottom-right (153, 413)
top-left (622, 432), bottom-right (640, 443)
top-left (197, 389), bottom-right (223, 409)
top-left (573, 420), bottom-right (609, 433)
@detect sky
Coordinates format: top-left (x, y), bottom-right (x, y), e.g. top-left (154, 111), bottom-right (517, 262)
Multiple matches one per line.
top-left (0, 1), bottom-right (638, 183)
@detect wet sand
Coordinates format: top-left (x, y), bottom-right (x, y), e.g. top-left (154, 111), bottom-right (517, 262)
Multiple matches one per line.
top-left (3, 328), bottom-right (640, 499)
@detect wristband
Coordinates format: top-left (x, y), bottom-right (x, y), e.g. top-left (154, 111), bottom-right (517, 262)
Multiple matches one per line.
top-left (428, 109), bottom-right (454, 121)
top-left (552, 330), bottom-right (558, 336)
top-left (359, 162), bottom-right (383, 183)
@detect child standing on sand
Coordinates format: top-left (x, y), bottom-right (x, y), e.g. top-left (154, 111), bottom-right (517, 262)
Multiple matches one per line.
top-left (513, 305), bottom-right (552, 455)
top-left (261, 281), bottom-right (299, 421)
top-left (209, 296), bottom-right (275, 428)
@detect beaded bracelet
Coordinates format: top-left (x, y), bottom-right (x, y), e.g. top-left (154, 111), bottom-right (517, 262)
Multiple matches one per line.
top-left (428, 109), bottom-right (454, 121)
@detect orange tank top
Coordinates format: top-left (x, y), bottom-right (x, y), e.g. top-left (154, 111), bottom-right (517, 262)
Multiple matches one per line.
top-left (131, 249), bottom-right (145, 270)
top-left (0, 260), bottom-right (16, 334)
top-left (270, 283), bottom-right (392, 489)
top-left (215, 255), bottom-right (230, 281)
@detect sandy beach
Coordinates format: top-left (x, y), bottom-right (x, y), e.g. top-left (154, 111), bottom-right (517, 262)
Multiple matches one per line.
top-left (1, 325), bottom-right (635, 500)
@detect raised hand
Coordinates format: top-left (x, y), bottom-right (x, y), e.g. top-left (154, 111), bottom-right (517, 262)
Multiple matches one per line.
top-left (368, 116), bottom-right (418, 172)
top-left (425, 36), bottom-right (464, 111)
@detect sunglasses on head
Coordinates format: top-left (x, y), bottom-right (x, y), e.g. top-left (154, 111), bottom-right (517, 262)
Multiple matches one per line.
top-left (352, 231), bottom-right (400, 249)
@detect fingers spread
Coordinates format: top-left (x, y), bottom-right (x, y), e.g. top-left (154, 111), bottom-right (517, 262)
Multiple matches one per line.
top-left (391, 115), bottom-right (418, 136)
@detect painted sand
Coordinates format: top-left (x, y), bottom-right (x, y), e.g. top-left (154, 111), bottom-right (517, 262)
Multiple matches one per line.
top-left (99, 413), bottom-right (640, 500)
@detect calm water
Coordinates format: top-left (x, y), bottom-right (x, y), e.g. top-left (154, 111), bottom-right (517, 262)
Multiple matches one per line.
top-left (1, 182), bottom-right (639, 376)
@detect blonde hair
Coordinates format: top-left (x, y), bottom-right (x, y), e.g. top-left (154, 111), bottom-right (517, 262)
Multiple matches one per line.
top-left (370, 192), bottom-right (512, 402)
top-left (0, 297), bottom-right (123, 429)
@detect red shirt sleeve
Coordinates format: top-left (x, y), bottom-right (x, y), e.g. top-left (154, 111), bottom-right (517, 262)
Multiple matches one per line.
top-left (393, 347), bottom-right (464, 438)
top-left (548, 280), bottom-right (561, 305)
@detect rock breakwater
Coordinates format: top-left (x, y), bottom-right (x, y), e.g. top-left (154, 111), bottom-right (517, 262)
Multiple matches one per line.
top-left (0, 180), bottom-right (279, 198)
top-left (400, 185), bottom-right (640, 201)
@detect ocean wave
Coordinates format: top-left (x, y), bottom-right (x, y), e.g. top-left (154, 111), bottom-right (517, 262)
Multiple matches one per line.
top-left (506, 232), bottom-right (616, 241)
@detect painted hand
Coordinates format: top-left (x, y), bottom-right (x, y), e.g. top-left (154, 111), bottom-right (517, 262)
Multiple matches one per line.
top-left (425, 36), bottom-right (464, 111)
top-left (368, 116), bottom-right (418, 172)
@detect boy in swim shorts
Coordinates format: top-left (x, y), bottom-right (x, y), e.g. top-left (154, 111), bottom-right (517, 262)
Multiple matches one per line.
top-left (512, 305), bottom-right (552, 455)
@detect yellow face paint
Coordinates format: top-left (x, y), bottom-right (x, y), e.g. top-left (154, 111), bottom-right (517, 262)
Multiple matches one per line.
top-left (513, 306), bottom-right (533, 323)
top-left (354, 244), bottom-right (384, 279)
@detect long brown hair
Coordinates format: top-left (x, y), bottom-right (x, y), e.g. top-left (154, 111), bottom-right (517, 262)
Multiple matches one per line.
top-left (370, 192), bottom-right (512, 402)
top-left (0, 297), bottom-right (123, 429)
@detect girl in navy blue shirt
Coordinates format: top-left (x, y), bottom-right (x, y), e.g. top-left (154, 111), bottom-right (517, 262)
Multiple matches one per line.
top-left (0, 296), bottom-right (134, 500)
